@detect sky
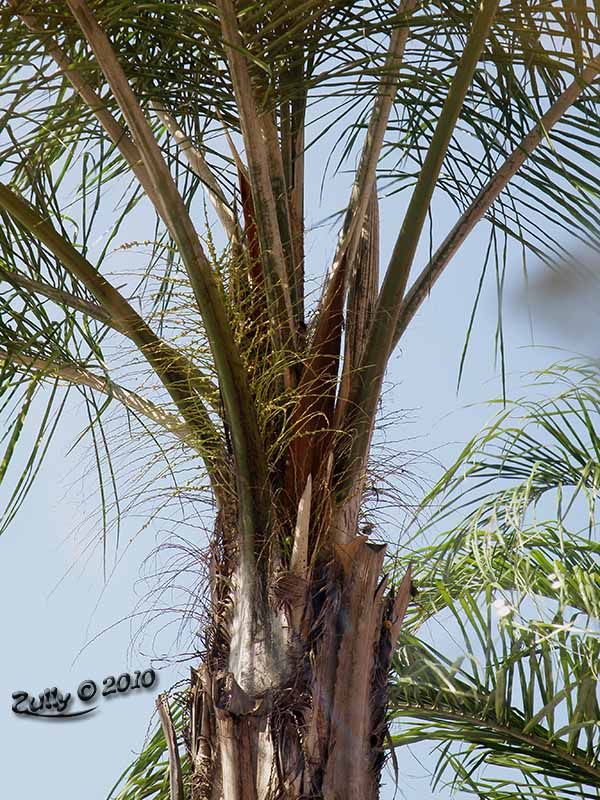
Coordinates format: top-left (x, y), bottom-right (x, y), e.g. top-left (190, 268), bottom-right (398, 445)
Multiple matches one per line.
top-left (1, 58), bottom-right (600, 800)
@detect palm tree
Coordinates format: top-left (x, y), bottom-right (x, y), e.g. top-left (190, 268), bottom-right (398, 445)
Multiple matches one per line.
top-left (1, 2), bottom-right (600, 798)
top-left (392, 360), bottom-right (600, 800)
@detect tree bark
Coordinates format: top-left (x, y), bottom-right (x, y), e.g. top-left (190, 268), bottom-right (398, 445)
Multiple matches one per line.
top-left (182, 505), bottom-right (412, 800)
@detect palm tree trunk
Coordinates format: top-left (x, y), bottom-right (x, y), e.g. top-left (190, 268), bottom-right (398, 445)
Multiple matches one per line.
top-left (185, 506), bottom-right (411, 800)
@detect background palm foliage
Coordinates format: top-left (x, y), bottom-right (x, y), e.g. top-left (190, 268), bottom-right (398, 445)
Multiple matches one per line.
top-left (109, 695), bottom-right (192, 800)
top-left (391, 360), bottom-right (600, 799)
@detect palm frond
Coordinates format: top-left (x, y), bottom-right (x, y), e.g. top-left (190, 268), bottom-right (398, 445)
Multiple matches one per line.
top-left (108, 695), bottom-right (189, 800)
top-left (390, 360), bottom-right (600, 799)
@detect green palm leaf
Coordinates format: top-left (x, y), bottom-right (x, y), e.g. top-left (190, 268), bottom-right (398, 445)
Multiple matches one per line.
top-left (391, 360), bottom-right (600, 799)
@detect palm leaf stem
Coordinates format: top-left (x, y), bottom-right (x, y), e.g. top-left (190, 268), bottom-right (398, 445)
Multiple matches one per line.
top-left (150, 101), bottom-right (238, 240)
top-left (0, 346), bottom-right (203, 450)
top-left (66, 0), bottom-right (272, 563)
top-left (11, 2), bottom-right (166, 217)
top-left (215, 0), bottom-right (299, 364)
top-left (323, 0), bottom-right (416, 309)
top-left (393, 54), bottom-right (600, 348)
top-left (0, 182), bottom-right (222, 453)
top-left (1, 266), bottom-right (116, 329)
top-left (337, 0), bottom-right (500, 503)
